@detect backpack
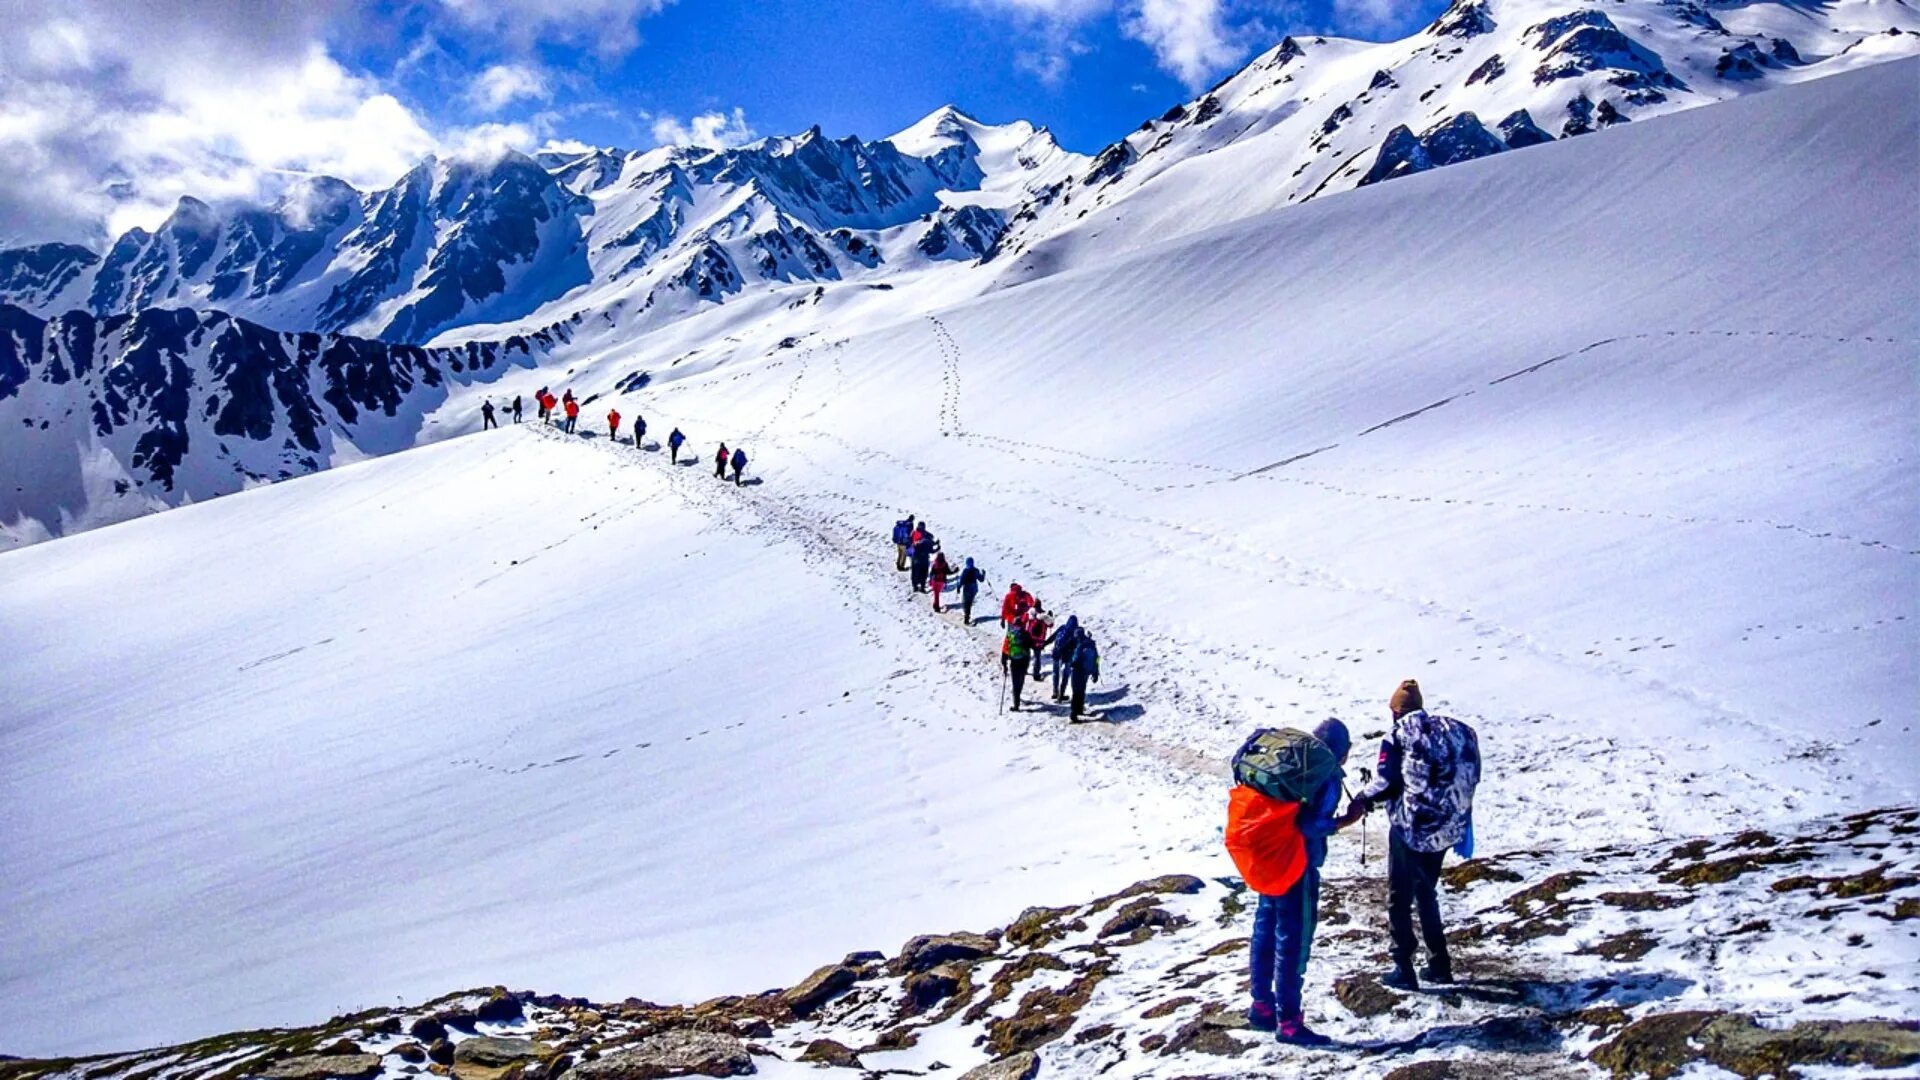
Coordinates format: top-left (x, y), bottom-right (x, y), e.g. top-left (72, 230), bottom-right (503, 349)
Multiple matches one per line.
top-left (893, 519), bottom-right (912, 545)
top-left (1225, 786), bottom-right (1309, 897)
top-left (1005, 625), bottom-right (1032, 660)
top-left (1072, 635), bottom-right (1099, 675)
top-left (1232, 727), bottom-right (1337, 804)
top-left (1391, 712), bottom-right (1481, 853)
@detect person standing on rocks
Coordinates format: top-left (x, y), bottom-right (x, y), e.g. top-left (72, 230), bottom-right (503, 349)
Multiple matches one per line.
top-left (1347, 679), bottom-right (1481, 992)
top-left (481, 399), bottom-right (497, 430)
top-left (1247, 719), bottom-right (1355, 1045)
top-left (957, 558), bottom-right (987, 624)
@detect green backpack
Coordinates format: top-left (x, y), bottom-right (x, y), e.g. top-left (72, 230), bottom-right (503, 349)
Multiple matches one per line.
top-left (1232, 727), bottom-right (1337, 803)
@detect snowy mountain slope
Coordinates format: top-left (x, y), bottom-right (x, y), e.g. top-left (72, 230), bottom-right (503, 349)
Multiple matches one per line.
top-left (0, 305), bottom-right (569, 544)
top-left (1, 57), bottom-right (1914, 1061)
top-left (987, 0), bottom-right (1920, 267)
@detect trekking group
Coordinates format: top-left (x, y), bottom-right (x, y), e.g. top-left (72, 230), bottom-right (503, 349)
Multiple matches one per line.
top-left (481, 390), bottom-right (749, 484)
top-left (1226, 679), bottom-right (1482, 1046)
top-left (889, 514), bottom-right (1104, 721)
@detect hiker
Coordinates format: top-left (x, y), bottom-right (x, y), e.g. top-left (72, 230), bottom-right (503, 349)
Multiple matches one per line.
top-left (957, 559), bottom-right (988, 624)
top-left (715, 443), bottom-right (729, 479)
top-left (892, 515), bottom-right (915, 572)
top-left (511, 395), bottom-right (523, 423)
top-left (607, 408), bottom-right (622, 441)
top-left (536, 387), bottom-right (550, 422)
top-left (634, 414), bottom-right (647, 447)
top-left (909, 527), bottom-right (937, 594)
top-left (1002, 619), bottom-right (1034, 710)
top-left (1025, 604), bottom-right (1051, 682)
top-left (563, 395), bottom-right (580, 433)
top-left (731, 447), bottom-right (747, 484)
top-left (1348, 680), bottom-right (1482, 991)
top-left (929, 551), bottom-right (953, 612)
top-left (1000, 583), bottom-right (1031, 627)
top-left (1067, 629), bottom-right (1100, 721)
top-left (669, 428), bottom-right (686, 463)
top-left (1228, 721), bottom-right (1356, 1045)
top-left (481, 399), bottom-right (497, 430)
top-left (1049, 616), bottom-right (1081, 701)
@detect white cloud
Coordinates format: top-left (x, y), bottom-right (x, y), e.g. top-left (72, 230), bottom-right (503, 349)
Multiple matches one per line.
top-left (649, 107), bottom-right (758, 149)
top-left (434, 0), bottom-right (673, 58)
top-left (961, 0), bottom-right (1253, 91)
top-left (0, 2), bottom-right (441, 243)
top-left (1124, 0), bottom-right (1242, 90)
top-left (468, 63), bottom-right (551, 112)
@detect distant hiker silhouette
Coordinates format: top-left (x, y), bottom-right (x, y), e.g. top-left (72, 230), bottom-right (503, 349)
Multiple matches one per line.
top-left (669, 428), bottom-right (686, 463)
top-left (481, 399), bottom-right (497, 430)
top-left (730, 447), bottom-right (747, 484)
top-left (511, 395), bottom-right (523, 423)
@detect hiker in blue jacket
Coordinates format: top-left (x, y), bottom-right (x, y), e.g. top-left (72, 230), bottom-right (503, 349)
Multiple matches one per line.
top-left (1067, 630), bottom-right (1101, 722)
top-left (1249, 718), bottom-right (1353, 1045)
top-left (1049, 616), bottom-right (1081, 702)
top-left (633, 414), bottom-right (647, 447)
top-left (730, 447), bottom-right (748, 484)
top-left (668, 428), bottom-right (686, 464)
top-left (956, 558), bottom-right (987, 624)
top-left (892, 515), bottom-right (915, 572)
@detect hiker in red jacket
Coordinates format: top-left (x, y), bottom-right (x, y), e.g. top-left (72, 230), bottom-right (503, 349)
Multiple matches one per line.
top-left (607, 408), bottom-right (621, 441)
top-left (1000, 584), bottom-right (1031, 627)
top-left (1024, 604), bottom-right (1051, 681)
top-left (562, 395), bottom-right (580, 433)
top-left (715, 443), bottom-right (730, 479)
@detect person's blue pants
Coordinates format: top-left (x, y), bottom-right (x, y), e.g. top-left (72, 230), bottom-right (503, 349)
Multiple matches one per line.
top-left (1250, 868), bottom-right (1320, 1018)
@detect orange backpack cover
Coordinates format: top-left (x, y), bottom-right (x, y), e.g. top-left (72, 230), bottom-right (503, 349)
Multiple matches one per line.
top-left (1225, 785), bottom-right (1308, 897)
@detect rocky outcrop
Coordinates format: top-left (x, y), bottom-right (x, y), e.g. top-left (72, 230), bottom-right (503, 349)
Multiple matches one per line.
top-left (1591, 1012), bottom-right (1920, 1078)
top-left (253, 1055), bottom-right (382, 1080)
top-left (569, 1030), bottom-right (753, 1079)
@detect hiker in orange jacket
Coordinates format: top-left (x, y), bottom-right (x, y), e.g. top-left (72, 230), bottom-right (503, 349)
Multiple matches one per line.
top-left (1000, 584), bottom-right (1031, 627)
top-left (607, 409), bottom-right (621, 441)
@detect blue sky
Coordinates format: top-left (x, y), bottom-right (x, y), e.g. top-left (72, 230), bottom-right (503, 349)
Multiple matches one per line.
top-left (0, 0), bottom-right (1447, 244)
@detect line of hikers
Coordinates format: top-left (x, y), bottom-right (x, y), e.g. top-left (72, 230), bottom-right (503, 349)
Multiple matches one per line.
top-left (1226, 679), bottom-right (1483, 1047)
top-left (889, 514), bottom-right (1102, 721)
top-left (481, 390), bottom-right (749, 483)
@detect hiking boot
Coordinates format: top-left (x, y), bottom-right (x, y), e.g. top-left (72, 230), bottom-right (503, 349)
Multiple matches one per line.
top-left (1247, 1001), bottom-right (1277, 1032)
top-left (1421, 962), bottom-right (1454, 985)
top-left (1276, 1017), bottom-right (1333, 1047)
top-left (1380, 966), bottom-right (1419, 992)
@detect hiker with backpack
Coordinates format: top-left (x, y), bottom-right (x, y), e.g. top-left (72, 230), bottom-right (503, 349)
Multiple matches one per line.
top-left (909, 527), bottom-right (937, 594)
top-left (1348, 680), bottom-right (1481, 991)
top-left (892, 515), bottom-right (915, 571)
top-left (481, 399), bottom-right (497, 430)
top-left (563, 394), bottom-right (580, 433)
top-left (715, 443), bottom-right (729, 479)
top-left (1049, 616), bottom-right (1081, 702)
top-left (1024, 605), bottom-right (1051, 681)
top-left (511, 395), bottom-right (523, 423)
top-left (1226, 721), bottom-right (1357, 1046)
top-left (1000, 583), bottom-right (1031, 627)
top-left (669, 428), bottom-right (686, 463)
top-left (929, 551), bottom-right (954, 612)
top-left (1067, 629), bottom-right (1100, 721)
top-left (731, 447), bottom-right (747, 484)
top-left (1002, 619), bottom-right (1034, 710)
top-left (957, 559), bottom-right (987, 624)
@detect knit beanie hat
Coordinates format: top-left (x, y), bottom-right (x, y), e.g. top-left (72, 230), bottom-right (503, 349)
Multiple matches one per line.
top-left (1389, 679), bottom-right (1423, 717)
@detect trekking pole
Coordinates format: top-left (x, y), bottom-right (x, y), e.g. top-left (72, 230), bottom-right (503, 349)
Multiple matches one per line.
top-left (999, 665), bottom-right (1008, 713)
